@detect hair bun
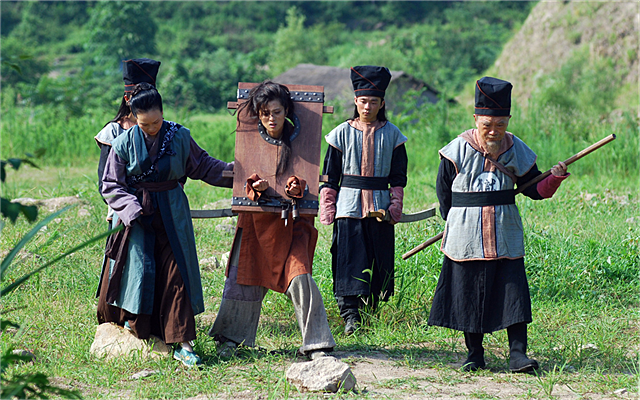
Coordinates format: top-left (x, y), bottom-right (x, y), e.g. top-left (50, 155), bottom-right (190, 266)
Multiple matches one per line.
top-left (131, 82), bottom-right (156, 98)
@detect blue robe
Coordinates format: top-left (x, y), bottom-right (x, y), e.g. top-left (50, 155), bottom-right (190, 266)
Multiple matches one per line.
top-left (103, 120), bottom-right (232, 316)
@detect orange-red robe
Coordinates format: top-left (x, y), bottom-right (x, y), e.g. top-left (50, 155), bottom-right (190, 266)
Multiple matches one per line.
top-left (231, 213), bottom-right (317, 293)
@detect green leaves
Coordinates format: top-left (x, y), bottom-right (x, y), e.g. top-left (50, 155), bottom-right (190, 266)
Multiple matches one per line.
top-left (0, 198), bottom-right (38, 224)
top-left (1, 216), bottom-right (122, 297)
top-left (84, 1), bottom-right (157, 66)
top-left (0, 367), bottom-right (83, 400)
top-left (1, 150), bottom-right (45, 223)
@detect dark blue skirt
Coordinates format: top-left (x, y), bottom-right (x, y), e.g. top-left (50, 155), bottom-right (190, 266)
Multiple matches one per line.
top-left (331, 217), bottom-right (395, 300)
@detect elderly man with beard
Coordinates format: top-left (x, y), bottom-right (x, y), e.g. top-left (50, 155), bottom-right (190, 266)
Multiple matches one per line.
top-left (428, 77), bottom-right (570, 373)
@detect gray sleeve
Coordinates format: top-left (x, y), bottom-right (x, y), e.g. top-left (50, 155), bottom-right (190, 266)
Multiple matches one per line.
top-left (101, 150), bottom-right (142, 227)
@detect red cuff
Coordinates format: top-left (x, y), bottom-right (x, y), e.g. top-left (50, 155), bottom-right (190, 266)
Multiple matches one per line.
top-left (285, 176), bottom-right (306, 199)
top-left (388, 186), bottom-right (404, 223)
top-left (320, 187), bottom-right (337, 225)
top-left (537, 173), bottom-right (570, 199)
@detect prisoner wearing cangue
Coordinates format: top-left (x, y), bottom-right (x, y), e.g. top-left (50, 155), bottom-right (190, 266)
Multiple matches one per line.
top-left (209, 81), bottom-right (335, 358)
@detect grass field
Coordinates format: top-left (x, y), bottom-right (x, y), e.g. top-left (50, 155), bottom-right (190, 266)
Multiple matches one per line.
top-left (1, 142), bottom-right (637, 398)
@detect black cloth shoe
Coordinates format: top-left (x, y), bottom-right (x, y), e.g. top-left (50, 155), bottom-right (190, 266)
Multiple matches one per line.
top-left (338, 296), bottom-right (362, 335)
top-left (344, 315), bottom-right (360, 335)
top-left (463, 332), bottom-right (485, 371)
top-left (508, 323), bottom-right (539, 373)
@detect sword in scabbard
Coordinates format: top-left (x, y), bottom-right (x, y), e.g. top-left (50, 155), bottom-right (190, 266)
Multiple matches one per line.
top-left (367, 207), bottom-right (437, 223)
top-left (190, 209), bottom-right (237, 219)
top-left (401, 133), bottom-right (617, 260)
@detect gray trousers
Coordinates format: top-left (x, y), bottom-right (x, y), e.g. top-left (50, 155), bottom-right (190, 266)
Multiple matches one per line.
top-left (208, 235), bottom-right (335, 353)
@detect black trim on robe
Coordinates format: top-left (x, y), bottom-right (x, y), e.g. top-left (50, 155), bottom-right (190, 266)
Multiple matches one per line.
top-left (341, 175), bottom-right (389, 190)
top-left (451, 190), bottom-right (516, 207)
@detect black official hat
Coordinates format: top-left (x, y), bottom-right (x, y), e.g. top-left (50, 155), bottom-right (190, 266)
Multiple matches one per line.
top-left (123, 58), bottom-right (161, 94)
top-left (475, 77), bottom-right (512, 116)
top-left (351, 65), bottom-right (392, 98)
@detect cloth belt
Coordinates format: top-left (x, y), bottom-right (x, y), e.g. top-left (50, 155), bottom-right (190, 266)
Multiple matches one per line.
top-left (451, 189), bottom-right (516, 207)
top-left (134, 180), bottom-right (179, 192)
top-left (341, 175), bottom-right (388, 191)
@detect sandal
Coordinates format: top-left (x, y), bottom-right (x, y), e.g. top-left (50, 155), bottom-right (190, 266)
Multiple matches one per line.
top-left (173, 347), bottom-right (202, 368)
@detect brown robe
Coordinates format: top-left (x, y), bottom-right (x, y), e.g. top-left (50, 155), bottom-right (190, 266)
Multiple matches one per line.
top-left (232, 212), bottom-right (317, 293)
top-left (97, 212), bottom-right (196, 344)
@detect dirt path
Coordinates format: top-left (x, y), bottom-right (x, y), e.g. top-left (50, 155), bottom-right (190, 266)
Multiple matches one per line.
top-left (339, 351), bottom-right (602, 399)
top-left (177, 349), bottom-right (633, 400)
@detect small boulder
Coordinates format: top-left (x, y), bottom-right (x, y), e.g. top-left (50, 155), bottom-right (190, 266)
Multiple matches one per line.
top-left (131, 369), bottom-right (159, 380)
top-left (220, 252), bottom-right (230, 267)
top-left (199, 256), bottom-right (220, 269)
top-left (215, 224), bottom-right (235, 235)
top-left (12, 349), bottom-right (36, 362)
top-left (90, 323), bottom-right (171, 360)
top-left (14, 196), bottom-right (82, 212)
top-left (286, 356), bottom-right (356, 393)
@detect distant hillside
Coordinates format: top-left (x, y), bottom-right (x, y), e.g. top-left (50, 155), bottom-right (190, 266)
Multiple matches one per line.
top-left (460, 1), bottom-right (638, 114)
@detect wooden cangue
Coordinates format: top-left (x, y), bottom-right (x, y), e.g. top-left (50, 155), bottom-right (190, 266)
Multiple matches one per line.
top-left (227, 82), bottom-right (333, 215)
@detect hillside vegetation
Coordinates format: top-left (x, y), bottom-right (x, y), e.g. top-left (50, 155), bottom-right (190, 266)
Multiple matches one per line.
top-left (1, 1), bottom-right (532, 114)
top-left (490, 0), bottom-right (638, 113)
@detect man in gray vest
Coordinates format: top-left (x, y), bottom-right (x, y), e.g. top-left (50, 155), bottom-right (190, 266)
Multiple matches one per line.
top-left (320, 66), bottom-right (408, 335)
top-left (428, 77), bottom-right (570, 373)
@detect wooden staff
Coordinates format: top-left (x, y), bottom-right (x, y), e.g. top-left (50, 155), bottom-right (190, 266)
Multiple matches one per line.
top-left (402, 134), bottom-right (616, 260)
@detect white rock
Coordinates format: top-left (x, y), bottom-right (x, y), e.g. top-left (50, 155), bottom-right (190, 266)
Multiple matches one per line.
top-left (286, 356), bottom-right (356, 393)
top-left (221, 252), bottom-right (230, 267)
top-left (580, 343), bottom-right (599, 352)
top-left (199, 256), bottom-right (219, 268)
top-left (89, 323), bottom-right (171, 360)
top-left (215, 224), bottom-right (235, 235)
top-left (12, 349), bottom-right (36, 362)
top-left (131, 369), bottom-right (159, 379)
top-left (14, 196), bottom-right (82, 212)
top-left (613, 388), bottom-right (628, 395)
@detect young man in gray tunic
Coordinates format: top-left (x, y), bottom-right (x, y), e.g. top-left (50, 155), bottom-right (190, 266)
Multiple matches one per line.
top-left (320, 66), bottom-right (408, 335)
top-left (428, 77), bottom-right (570, 373)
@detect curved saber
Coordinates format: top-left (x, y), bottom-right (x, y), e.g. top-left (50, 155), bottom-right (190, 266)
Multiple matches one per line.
top-left (367, 208), bottom-right (436, 223)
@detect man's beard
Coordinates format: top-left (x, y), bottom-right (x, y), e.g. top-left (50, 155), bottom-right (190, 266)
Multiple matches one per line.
top-left (485, 140), bottom-right (501, 155)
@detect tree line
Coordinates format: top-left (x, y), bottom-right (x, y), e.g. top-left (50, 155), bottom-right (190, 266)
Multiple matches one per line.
top-left (1, 1), bottom-right (534, 114)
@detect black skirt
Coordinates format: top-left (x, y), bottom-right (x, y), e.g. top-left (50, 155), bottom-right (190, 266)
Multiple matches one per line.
top-left (331, 217), bottom-right (395, 300)
top-left (427, 256), bottom-right (532, 333)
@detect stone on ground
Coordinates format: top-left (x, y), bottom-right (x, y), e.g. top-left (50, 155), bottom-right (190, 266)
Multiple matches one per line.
top-left (12, 349), bottom-right (36, 362)
top-left (14, 196), bottom-right (82, 212)
top-left (89, 323), bottom-right (171, 360)
top-left (286, 356), bottom-right (356, 393)
top-left (215, 224), bottom-right (235, 235)
top-left (131, 369), bottom-right (159, 380)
